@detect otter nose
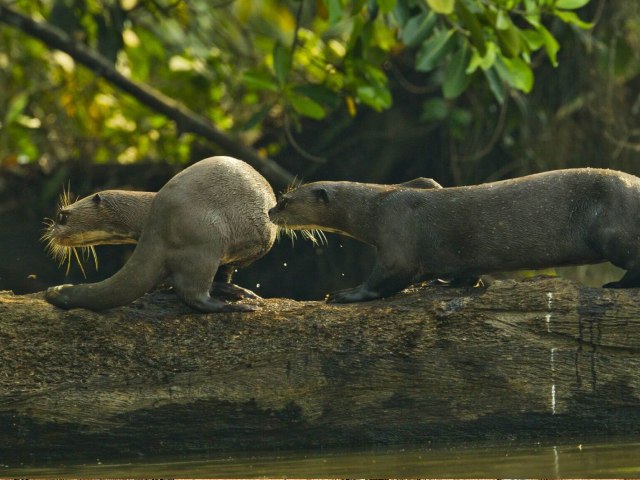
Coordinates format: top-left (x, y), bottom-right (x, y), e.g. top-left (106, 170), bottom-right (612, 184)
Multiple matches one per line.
top-left (268, 206), bottom-right (277, 218)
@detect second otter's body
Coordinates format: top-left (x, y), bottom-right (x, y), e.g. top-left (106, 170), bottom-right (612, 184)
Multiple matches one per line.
top-left (269, 168), bottom-right (640, 303)
top-left (46, 156), bottom-right (277, 312)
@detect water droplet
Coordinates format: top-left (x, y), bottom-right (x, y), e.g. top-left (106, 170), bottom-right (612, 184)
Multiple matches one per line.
top-left (256, 283), bottom-right (261, 288)
top-left (283, 262), bottom-right (288, 267)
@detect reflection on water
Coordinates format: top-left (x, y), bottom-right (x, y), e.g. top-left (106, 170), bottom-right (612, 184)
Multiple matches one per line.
top-left (6, 440), bottom-right (640, 478)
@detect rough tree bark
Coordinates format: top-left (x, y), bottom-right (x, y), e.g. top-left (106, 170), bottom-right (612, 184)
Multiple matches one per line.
top-left (1, 277), bottom-right (640, 463)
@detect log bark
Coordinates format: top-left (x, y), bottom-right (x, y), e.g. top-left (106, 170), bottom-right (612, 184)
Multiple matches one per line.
top-left (1, 277), bottom-right (640, 462)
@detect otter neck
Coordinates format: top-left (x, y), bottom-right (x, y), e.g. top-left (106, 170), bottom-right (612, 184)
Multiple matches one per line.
top-left (103, 191), bottom-right (156, 240)
top-left (327, 183), bottom-right (384, 246)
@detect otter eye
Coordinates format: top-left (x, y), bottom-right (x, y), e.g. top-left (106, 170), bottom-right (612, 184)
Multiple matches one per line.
top-left (313, 188), bottom-right (329, 203)
top-left (56, 211), bottom-right (69, 225)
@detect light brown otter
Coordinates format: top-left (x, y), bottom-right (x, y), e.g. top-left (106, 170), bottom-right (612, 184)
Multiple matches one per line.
top-left (42, 189), bottom-right (258, 300)
top-left (45, 156), bottom-right (277, 312)
top-left (269, 168), bottom-right (640, 303)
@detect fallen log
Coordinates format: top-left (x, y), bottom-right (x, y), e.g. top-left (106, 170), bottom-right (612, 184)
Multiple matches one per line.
top-left (1, 277), bottom-right (640, 463)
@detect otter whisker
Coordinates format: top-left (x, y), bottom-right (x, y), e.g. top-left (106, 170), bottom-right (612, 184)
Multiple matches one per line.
top-left (300, 228), bottom-right (328, 246)
top-left (276, 225), bottom-right (328, 247)
top-left (71, 247), bottom-right (87, 278)
top-left (89, 245), bottom-right (99, 270)
top-left (277, 225), bottom-right (298, 246)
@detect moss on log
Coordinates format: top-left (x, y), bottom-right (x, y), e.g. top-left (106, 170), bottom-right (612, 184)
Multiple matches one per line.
top-left (1, 277), bottom-right (640, 462)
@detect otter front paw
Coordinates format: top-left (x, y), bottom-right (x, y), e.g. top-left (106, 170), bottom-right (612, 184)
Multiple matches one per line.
top-left (45, 284), bottom-right (75, 309)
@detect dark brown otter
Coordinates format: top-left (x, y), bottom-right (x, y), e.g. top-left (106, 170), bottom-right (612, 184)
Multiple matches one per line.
top-left (45, 156), bottom-right (277, 312)
top-left (268, 168), bottom-right (640, 303)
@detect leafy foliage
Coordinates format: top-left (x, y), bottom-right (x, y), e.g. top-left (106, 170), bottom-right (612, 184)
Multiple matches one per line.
top-left (0, 0), bottom-right (600, 170)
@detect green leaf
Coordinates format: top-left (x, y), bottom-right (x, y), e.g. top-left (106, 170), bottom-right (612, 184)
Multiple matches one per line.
top-left (289, 93), bottom-right (327, 120)
top-left (5, 92), bottom-right (29, 124)
top-left (415, 29), bottom-right (455, 72)
top-left (456, 0), bottom-right (487, 55)
top-left (420, 97), bottom-right (449, 123)
top-left (538, 25), bottom-right (560, 66)
top-left (496, 9), bottom-right (510, 30)
top-left (356, 85), bottom-right (392, 111)
top-left (426, 0), bottom-right (454, 14)
top-left (466, 41), bottom-right (497, 73)
top-left (443, 43), bottom-right (472, 99)
top-left (520, 29), bottom-right (544, 50)
top-left (377, 0), bottom-right (398, 13)
top-left (484, 67), bottom-right (505, 103)
top-left (401, 11), bottom-right (437, 47)
top-left (495, 55), bottom-right (534, 93)
top-left (553, 9), bottom-right (593, 29)
top-left (393, 0), bottom-right (411, 26)
top-left (242, 70), bottom-right (279, 92)
top-left (555, 0), bottom-right (590, 9)
top-left (326, 0), bottom-right (343, 25)
top-left (273, 42), bottom-right (291, 85)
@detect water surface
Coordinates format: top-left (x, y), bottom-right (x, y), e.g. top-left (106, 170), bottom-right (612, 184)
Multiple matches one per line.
top-left (6, 440), bottom-right (640, 478)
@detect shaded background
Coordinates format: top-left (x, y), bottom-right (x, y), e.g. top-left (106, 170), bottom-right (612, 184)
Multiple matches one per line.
top-left (0, 0), bottom-right (638, 300)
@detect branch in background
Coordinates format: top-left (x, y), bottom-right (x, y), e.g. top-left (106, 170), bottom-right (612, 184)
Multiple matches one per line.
top-left (0, 4), bottom-right (295, 188)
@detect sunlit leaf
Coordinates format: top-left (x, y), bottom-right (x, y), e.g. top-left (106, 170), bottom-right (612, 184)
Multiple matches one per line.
top-left (377, 0), bottom-right (398, 13)
top-left (5, 92), bottom-right (29, 124)
top-left (553, 9), bottom-right (594, 29)
top-left (356, 85), bottom-right (392, 111)
top-left (426, 0), bottom-right (454, 14)
top-left (289, 92), bottom-right (327, 120)
top-left (495, 55), bottom-right (534, 93)
top-left (537, 25), bottom-right (560, 66)
top-left (555, 0), bottom-right (590, 9)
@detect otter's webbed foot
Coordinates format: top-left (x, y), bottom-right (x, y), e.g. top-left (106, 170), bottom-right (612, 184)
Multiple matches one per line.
top-left (210, 282), bottom-right (262, 300)
top-left (326, 284), bottom-right (382, 303)
top-left (45, 284), bottom-right (75, 309)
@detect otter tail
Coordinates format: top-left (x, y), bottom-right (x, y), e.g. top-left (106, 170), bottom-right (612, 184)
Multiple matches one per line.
top-left (46, 236), bottom-right (167, 311)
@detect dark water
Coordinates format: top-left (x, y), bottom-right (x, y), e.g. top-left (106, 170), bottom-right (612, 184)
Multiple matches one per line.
top-left (5, 440), bottom-right (640, 478)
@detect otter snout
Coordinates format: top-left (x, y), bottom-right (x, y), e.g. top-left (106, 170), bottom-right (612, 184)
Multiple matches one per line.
top-left (268, 204), bottom-right (283, 223)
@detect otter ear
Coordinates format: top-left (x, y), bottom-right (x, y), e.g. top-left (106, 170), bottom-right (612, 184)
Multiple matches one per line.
top-left (92, 193), bottom-right (102, 204)
top-left (314, 187), bottom-right (330, 203)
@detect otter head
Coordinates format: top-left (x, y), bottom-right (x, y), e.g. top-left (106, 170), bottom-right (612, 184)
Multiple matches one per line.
top-left (269, 182), bottom-right (352, 245)
top-left (42, 189), bottom-right (150, 275)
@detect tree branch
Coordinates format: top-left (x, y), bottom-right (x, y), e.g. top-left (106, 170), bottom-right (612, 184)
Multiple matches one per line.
top-left (0, 3), bottom-right (295, 188)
